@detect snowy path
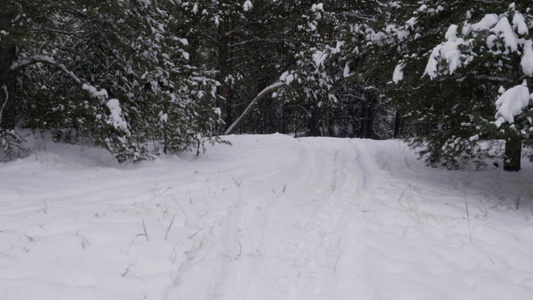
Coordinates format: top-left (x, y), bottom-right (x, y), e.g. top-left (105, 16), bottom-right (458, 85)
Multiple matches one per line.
top-left (1, 134), bottom-right (533, 299)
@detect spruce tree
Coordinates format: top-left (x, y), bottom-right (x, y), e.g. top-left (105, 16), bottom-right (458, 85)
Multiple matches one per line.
top-left (392, 1), bottom-right (533, 171)
top-left (327, 0), bottom-right (394, 138)
top-left (1, 0), bottom-right (224, 162)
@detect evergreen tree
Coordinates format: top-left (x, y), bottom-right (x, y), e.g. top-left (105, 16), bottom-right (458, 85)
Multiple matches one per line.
top-left (275, 1), bottom-right (339, 136)
top-left (392, 1), bottom-right (533, 171)
top-left (327, 0), bottom-right (393, 138)
top-left (179, 0), bottom-right (296, 134)
top-left (1, 0), bottom-right (224, 162)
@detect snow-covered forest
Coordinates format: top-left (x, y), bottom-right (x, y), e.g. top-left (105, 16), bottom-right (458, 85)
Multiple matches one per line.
top-left (2, 0), bottom-right (533, 170)
top-left (3, 1), bottom-right (533, 299)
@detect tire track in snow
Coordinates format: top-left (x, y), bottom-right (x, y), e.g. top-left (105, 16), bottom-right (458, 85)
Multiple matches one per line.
top-left (252, 138), bottom-right (383, 299)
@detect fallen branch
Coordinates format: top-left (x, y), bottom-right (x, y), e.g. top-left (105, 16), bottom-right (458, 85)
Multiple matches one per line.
top-left (225, 81), bottom-right (286, 135)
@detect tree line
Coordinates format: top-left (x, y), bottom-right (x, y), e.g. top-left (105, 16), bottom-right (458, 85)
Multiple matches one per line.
top-left (1, 0), bottom-right (533, 171)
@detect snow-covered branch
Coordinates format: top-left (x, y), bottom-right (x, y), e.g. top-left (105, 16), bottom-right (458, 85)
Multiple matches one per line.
top-left (31, 27), bottom-right (84, 35)
top-left (342, 11), bottom-right (375, 22)
top-left (11, 55), bottom-right (109, 101)
top-left (420, 5), bottom-right (533, 129)
top-left (225, 82), bottom-right (286, 135)
top-left (473, 75), bottom-right (511, 83)
top-left (229, 38), bottom-right (280, 48)
top-left (472, 0), bottom-right (503, 4)
top-left (11, 55), bottom-right (82, 85)
top-left (494, 82), bottom-right (533, 127)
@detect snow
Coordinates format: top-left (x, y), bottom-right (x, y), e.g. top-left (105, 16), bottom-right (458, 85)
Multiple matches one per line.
top-left (471, 14), bottom-right (499, 31)
top-left (424, 43), bottom-right (462, 78)
top-left (176, 38), bottom-right (188, 45)
top-left (392, 63), bottom-right (404, 84)
top-left (2, 134), bottom-right (533, 300)
top-left (425, 10), bottom-right (533, 81)
top-left (494, 82), bottom-right (532, 127)
top-left (280, 71), bottom-right (295, 85)
top-left (106, 99), bottom-right (128, 131)
top-left (424, 25), bottom-right (469, 78)
top-left (486, 34), bottom-right (498, 49)
top-left (512, 11), bottom-right (529, 35)
top-left (343, 63), bottom-right (353, 78)
top-left (444, 24), bottom-right (459, 42)
top-left (312, 49), bottom-right (327, 68)
top-left (10, 55), bottom-right (55, 70)
top-left (491, 17), bottom-right (518, 52)
top-left (311, 3), bottom-right (324, 12)
top-left (424, 46), bottom-right (441, 79)
top-left (243, 0), bottom-right (253, 12)
top-left (82, 83), bottom-right (108, 99)
top-left (405, 17), bottom-right (417, 30)
top-left (521, 40), bottom-right (533, 76)
top-left (469, 134), bottom-right (479, 141)
top-left (159, 112), bottom-right (168, 123)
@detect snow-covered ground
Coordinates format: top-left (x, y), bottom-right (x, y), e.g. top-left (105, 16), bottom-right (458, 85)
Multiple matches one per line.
top-left (2, 134), bottom-right (533, 300)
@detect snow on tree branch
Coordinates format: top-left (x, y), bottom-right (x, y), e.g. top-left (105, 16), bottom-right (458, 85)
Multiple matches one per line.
top-left (494, 82), bottom-right (533, 128)
top-left (424, 25), bottom-right (470, 79)
top-left (421, 4), bottom-right (533, 128)
top-left (82, 84), bottom-right (108, 100)
top-left (521, 40), bottom-right (533, 77)
top-left (11, 55), bottom-right (109, 102)
top-left (11, 55), bottom-right (82, 85)
top-left (423, 6), bottom-right (532, 79)
top-left (243, 0), bottom-right (253, 12)
top-left (225, 82), bottom-right (286, 135)
top-left (10, 55), bottom-right (129, 133)
top-left (393, 63), bottom-right (405, 84)
top-left (492, 16), bottom-right (518, 52)
top-left (105, 99), bottom-right (129, 132)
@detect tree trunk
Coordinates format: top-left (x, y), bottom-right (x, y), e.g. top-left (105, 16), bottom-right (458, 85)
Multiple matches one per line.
top-left (0, 5), bottom-right (17, 129)
top-left (308, 103), bottom-right (321, 136)
top-left (359, 94), bottom-right (376, 139)
top-left (393, 112), bottom-right (402, 139)
top-left (217, 23), bottom-right (233, 132)
top-left (503, 136), bottom-right (522, 172)
top-left (0, 46), bottom-right (17, 129)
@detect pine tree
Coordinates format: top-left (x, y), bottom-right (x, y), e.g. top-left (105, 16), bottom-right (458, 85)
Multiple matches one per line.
top-left (392, 1), bottom-right (533, 171)
top-left (1, 0), bottom-right (224, 162)
top-left (275, 1), bottom-right (339, 136)
top-left (327, 0), bottom-right (394, 138)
